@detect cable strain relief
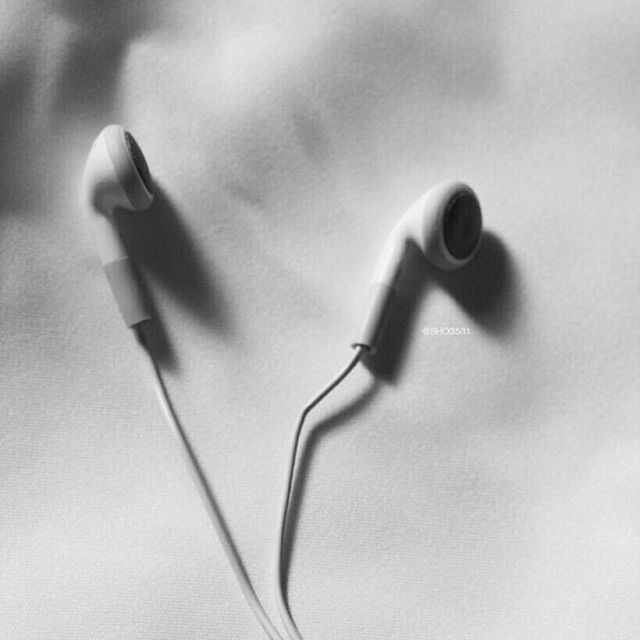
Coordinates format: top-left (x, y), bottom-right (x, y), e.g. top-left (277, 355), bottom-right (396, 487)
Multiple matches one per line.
top-left (351, 282), bottom-right (396, 355)
top-left (103, 257), bottom-right (151, 327)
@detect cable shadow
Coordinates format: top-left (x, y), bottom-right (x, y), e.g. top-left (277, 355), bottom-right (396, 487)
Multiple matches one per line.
top-left (118, 183), bottom-right (232, 335)
top-left (363, 230), bottom-right (520, 383)
top-left (281, 379), bottom-right (380, 583)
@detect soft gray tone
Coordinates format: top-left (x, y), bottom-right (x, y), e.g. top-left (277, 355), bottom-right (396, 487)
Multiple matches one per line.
top-left (1, 1), bottom-right (639, 638)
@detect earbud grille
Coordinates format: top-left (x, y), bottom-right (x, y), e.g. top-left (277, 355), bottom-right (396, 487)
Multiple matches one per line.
top-left (125, 131), bottom-right (152, 194)
top-left (442, 192), bottom-right (482, 260)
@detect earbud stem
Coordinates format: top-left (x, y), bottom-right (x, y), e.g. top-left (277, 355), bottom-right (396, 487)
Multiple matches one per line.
top-left (84, 203), bottom-right (151, 327)
top-left (352, 234), bottom-right (406, 353)
top-left (351, 282), bottom-right (396, 353)
top-left (103, 256), bottom-right (151, 327)
top-left (353, 181), bottom-right (482, 354)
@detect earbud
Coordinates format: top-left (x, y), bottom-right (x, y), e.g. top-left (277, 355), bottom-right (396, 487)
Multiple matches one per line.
top-left (353, 181), bottom-right (482, 353)
top-left (81, 124), bottom-right (154, 327)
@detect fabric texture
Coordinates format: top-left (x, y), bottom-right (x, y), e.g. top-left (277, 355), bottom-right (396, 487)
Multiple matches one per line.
top-left (1, 1), bottom-right (639, 638)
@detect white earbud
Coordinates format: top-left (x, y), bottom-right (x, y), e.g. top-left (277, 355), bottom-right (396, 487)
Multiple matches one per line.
top-left (81, 124), bottom-right (154, 327)
top-left (353, 181), bottom-right (482, 353)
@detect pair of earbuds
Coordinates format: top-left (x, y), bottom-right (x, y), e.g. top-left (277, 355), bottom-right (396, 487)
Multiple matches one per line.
top-left (81, 125), bottom-right (483, 350)
top-left (81, 124), bottom-right (483, 639)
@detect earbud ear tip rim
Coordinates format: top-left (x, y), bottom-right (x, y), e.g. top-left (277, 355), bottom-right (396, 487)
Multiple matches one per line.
top-left (124, 131), bottom-right (153, 195)
top-left (102, 124), bottom-right (154, 211)
top-left (437, 183), bottom-right (483, 269)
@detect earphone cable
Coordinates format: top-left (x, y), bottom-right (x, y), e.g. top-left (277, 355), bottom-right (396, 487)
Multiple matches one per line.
top-left (275, 346), bottom-right (365, 640)
top-left (134, 324), bottom-right (286, 640)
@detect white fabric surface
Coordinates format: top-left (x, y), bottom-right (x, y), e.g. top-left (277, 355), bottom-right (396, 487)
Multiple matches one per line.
top-left (1, 1), bottom-right (640, 638)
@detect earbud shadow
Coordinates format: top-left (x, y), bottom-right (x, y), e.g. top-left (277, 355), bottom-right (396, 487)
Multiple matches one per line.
top-left (118, 183), bottom-right (232, 339)
top-left (363, 231), bottom-right (520, 382)
top-left (433, 231), bottom-right (521, 337)
top-left (281, 379), bottom-right (380, 582)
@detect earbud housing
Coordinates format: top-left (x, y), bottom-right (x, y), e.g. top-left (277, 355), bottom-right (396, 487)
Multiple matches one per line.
top-left (353, 181), bottom-right (482, 353)
top-left (81, 125), bottom-right (154, 327)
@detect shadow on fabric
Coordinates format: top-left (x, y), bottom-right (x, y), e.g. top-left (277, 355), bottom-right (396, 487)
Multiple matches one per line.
top-left (115, 183), bottom-right (233, 370)
top-left (52, 0), bottom-right (161, 131)
top-left (0, 61), bottom-right (39, 213)
top-left (364, 231), bottom-right (521, 382)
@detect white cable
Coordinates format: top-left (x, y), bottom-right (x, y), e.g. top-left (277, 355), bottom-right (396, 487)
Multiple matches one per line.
top-left (134, 325), bottom-right (285, 640)
top-left (275, 347), bottom-right (365, 640)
